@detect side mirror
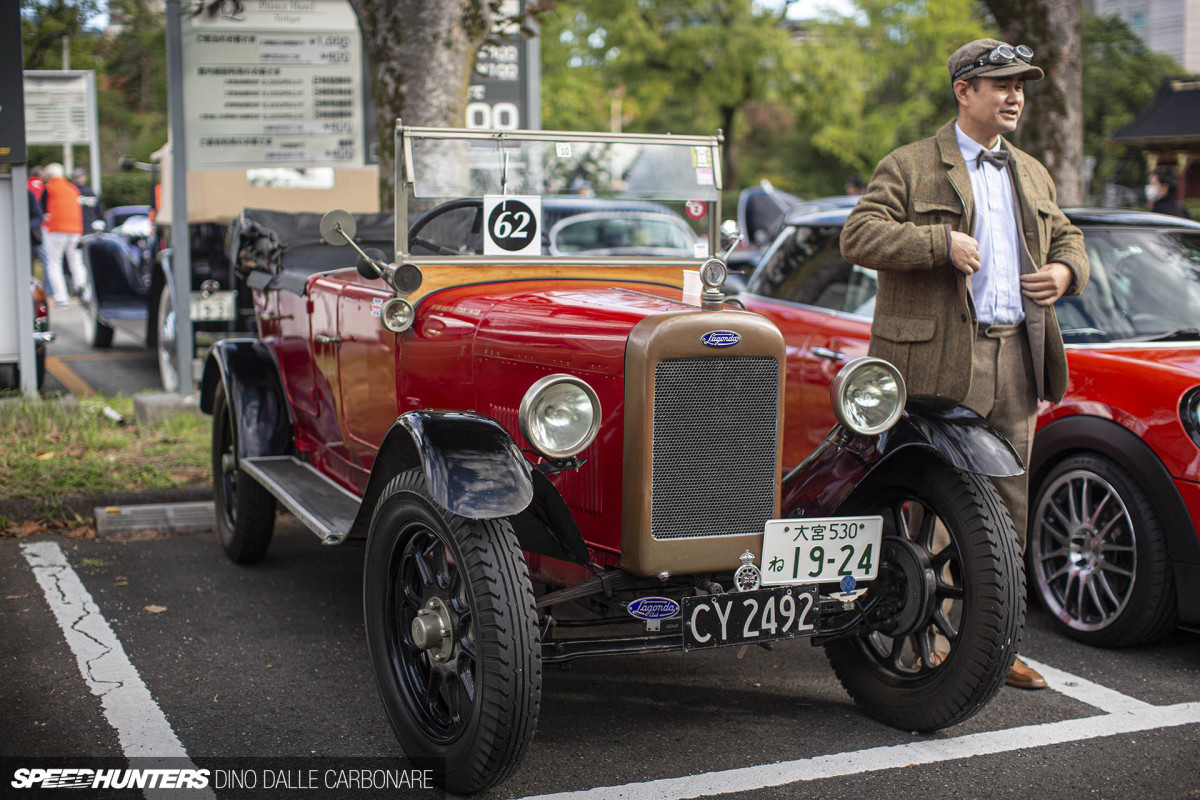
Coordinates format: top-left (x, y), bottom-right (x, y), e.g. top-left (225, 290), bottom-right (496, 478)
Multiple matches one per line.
top-left (118, 154), bottom-right (135, 172)
top-left (357, 247), bottom-right (385, 280)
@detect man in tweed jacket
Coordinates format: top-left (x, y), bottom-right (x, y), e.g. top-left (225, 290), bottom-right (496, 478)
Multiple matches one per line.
top-left (841, 39), bottom-right (1089, 690)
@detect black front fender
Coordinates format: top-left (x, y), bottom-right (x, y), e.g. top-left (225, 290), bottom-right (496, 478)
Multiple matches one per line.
top-left (351, 411), bottom-right (535, 538)
top-left (199, 339), bottom-right (292, 459)
top-left (781, 400), bottom-right (1022, 518)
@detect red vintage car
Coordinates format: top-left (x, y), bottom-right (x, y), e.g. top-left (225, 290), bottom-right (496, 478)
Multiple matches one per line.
top-left (202, 127), bottom-right (1026, 793)
top-left (737, 203), bottom-right (1200, 649)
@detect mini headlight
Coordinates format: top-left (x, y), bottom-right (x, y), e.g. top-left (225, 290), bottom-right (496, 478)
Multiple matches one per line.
top-left (380, 297), bottom-right (415, 332)
top-left (1181, 387), bottom-right (1200, 447)
top-left (519, 375), bottom-right (601, 460)
top-left (830, 357), bottom-right (906, 436)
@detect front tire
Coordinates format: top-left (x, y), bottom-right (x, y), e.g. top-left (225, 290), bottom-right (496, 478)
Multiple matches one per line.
top-left (364, 468), bottom-right (541, 794)
top-left (211, 382), bottom-right (276, 563)
top-left (826, 454), bottom-right (1023, 731)
top-left (1028, 454), bottom-right (1177, 647)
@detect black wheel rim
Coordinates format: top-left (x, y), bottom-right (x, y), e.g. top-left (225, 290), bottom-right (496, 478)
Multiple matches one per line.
top-left (1031, 469), bottom-right (1136, 632)
top-left (387, 524), bottom-right (477, 743)
top-left (859, 491), bottom-right (966, 680)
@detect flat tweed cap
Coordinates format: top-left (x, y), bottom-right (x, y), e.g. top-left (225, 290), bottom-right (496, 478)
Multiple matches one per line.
top-left (948, 38), bottom-right (1044, 83)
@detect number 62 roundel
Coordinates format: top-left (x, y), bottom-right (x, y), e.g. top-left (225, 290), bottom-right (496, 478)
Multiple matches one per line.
top-left (483, 195), bottom-right (542, 256)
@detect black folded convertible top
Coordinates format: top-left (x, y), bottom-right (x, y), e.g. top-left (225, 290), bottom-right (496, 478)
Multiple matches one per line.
top-left (233, 208), bottom-right (396, 295)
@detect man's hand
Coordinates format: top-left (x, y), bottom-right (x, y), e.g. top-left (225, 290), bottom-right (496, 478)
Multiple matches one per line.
top-left (1021, 262), bottom-right (1073, 306)
top-left (949, 231), bottom-right (981, 275)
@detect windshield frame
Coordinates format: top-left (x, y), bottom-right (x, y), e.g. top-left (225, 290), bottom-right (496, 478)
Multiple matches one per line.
top-left (394, 124), bottom-right (724, 265)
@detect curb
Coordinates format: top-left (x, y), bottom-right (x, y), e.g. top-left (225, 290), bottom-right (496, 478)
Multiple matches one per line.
top-left (0, 485), bottom-right (212, 522)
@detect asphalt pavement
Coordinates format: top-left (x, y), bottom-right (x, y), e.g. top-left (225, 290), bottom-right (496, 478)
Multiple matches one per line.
top-left (2, 520), bottom-right (1198, 800)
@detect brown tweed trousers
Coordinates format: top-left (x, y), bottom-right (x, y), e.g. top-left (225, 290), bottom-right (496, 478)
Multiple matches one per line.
top-left (840, 120), bottom-right (1089, 546)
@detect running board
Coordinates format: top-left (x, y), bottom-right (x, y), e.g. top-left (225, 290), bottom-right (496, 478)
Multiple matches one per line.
top-left (240, 456), bottom-right (362, 545)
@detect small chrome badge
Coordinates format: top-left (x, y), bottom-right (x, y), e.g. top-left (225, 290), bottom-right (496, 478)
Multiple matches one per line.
top-left (627, 597), bottom-right (680, 620)
top-left (701, 330), bottom-right (740, 348)
top-left (734, 550), bottom-right (762, 592)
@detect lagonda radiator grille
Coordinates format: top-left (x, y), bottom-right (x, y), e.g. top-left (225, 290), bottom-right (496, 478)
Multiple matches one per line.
top-left (650, 356), bottom-right (778, 540)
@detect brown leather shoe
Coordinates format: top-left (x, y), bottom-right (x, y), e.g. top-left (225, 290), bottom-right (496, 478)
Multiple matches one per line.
top-left (1006, 656), bottom-right (1047, 690)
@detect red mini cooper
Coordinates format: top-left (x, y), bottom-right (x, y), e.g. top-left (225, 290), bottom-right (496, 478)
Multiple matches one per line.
top-left (203, 126), bottom-right (1027, 793)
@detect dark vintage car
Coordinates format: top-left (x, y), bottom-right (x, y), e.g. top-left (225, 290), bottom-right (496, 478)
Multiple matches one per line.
top-left (735, 204), bottom-right (1200, 649)
top-left (202, 126), bottom-right (1028, 793)
top-left (79, 207), bottom-right (252, 393)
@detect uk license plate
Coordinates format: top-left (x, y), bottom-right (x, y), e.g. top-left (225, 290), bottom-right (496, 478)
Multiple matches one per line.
top-left (681, 585), bottom-right (816, 651)
top-left (189, 290), bottom-right (236, 322)
top-left (760, 515), bottom-right (883, 586)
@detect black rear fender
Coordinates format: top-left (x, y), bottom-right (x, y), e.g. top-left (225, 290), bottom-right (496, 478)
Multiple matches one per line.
top-left (199, 339), bottom-right (292, 459)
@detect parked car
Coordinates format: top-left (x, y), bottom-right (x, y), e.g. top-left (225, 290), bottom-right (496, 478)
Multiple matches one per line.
top-left (202, 126), bottom-right (1027, 793)
top-left (735, 204), bottom-right (1200, 648)
top-left (0, 279), bottom-right (54, 392)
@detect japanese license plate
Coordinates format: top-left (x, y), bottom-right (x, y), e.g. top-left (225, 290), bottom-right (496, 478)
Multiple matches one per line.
top-left (189, 290), bottom-right (236, 322)
top-left (681, 585), bottom-right (816, 651)
top-left (760, 515), bottom-right (884, 585)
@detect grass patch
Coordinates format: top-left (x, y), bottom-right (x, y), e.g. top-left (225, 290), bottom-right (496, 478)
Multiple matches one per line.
top-left (0, 395), bottom-right (210, 502)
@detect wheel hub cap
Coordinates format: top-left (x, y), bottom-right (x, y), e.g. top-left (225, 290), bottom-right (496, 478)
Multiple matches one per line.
top-left (410, 596), bottom-right (454, 663)
top-left (877, 537), bottom-right (937, 638)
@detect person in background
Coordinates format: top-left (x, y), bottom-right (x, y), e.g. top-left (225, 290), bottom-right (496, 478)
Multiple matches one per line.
top-left (40, 162), bottom-right (90, 307)
top-left (26, 166), bottom-right (49, 271)
top-left (844, 175), bottom-right (866, 195)
top-left (73, 168), bottom-right (104, 231)
top-left (841, 39), bottom-right (1089, 691)
top-left (1146, 166), bottom-right (1191, 219)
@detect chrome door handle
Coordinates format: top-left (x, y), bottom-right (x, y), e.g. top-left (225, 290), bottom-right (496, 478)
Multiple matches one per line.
top-left (812, 346), bottom-right (847, 361)
top-left (315, 334), bottom-right (341, 345)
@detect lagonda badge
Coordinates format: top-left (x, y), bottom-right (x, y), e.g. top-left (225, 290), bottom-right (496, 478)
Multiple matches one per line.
top-left (701, 330), bottom-right (740, 348)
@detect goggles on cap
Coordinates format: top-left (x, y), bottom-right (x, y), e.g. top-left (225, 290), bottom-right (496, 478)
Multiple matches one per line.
top-left (952, 44), bottom-right (1034, 81)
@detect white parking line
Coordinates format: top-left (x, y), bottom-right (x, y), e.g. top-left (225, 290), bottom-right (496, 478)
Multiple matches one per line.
top-left (1020, 655), bottom-right (1151, 713)
top-left (516, 694), bottom-right (1198, 800)
top-left (21, 541), bottom-right (214, 799)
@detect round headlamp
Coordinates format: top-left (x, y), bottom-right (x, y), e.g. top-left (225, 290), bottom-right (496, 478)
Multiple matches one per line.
top-left (519, 375), bottom-right (601, 460)
top-left (830, 357), bottom-right (906, 436)
top-left (1181, 387), bottom-right (1200, 447)
top-left (380, 297), bottom-right (415, 332)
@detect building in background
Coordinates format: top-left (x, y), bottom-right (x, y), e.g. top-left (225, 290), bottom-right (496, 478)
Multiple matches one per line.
top-left (1090, 0), bottom-right (1200, 71)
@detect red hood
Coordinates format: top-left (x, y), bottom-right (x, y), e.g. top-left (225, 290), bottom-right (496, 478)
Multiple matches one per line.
top-left (427, 281), bottom-right (693, 375)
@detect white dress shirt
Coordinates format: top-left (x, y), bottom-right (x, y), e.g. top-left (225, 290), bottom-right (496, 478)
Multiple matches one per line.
top-left (955, 122), bottom-right (1024, 325)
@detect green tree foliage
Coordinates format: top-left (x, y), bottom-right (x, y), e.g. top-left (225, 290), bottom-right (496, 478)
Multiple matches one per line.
top-left (22, 0), bottom-right (167, 175)
top-left (792, 0), bottom-right (990, 187)
top-left (1082, 12), bottom-right (1184, 200)
top-left (540, 0), bottom-right (798, 200)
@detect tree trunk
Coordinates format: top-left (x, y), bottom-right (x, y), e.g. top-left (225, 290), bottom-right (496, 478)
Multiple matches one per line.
top-left (986, 0), bottom-right (1084, 205)
top-left (349, 0), bottom-right (493, 209)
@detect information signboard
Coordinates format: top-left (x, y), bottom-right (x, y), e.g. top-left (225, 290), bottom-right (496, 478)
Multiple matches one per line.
top-left (181, 0), bottom-right (366, 169)
top-left (467, 0), bottom-right (540, 131)
top-left (23, 71), bottom-right (93, 146)
top-left (0, 13), bottom-right (27, 163)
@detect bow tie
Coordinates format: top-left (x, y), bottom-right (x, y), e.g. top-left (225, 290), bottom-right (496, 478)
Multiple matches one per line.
top-left (977, 149), bottom-right (1010, 169)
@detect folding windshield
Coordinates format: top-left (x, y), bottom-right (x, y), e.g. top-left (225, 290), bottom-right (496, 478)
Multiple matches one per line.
top-left (396, 127), bottom-right (723, 261)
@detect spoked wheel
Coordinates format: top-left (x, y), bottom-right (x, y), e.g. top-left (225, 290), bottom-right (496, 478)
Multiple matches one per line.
top-left (1029, 454), bottom-right (1177, 647)
top-left (211, 382), bottom-right (276, 563)
top-left (157, 288), bottom-right (180, 393)
top-left (364, 468), bottom-right (540, 794)
top-left (826, 454), bottom-right (1024, 731)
